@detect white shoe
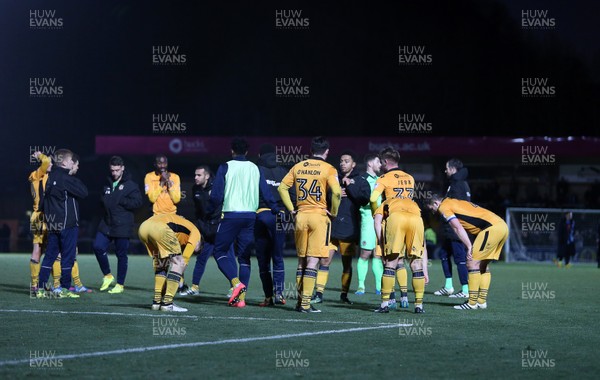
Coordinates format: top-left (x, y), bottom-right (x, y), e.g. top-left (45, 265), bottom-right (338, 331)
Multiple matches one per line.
top-left (434, 287), bottom-right (454, 296)
top-left (454, 302), bottom-right (477, 310)
top-left (477, 302), bottom-right (487, 309)
top-left (449, 291), bottom-right (468, 298)
top-left (151, 302), bottom-right (161, 311)
top-left (160, 303), bottom-right (188, 312)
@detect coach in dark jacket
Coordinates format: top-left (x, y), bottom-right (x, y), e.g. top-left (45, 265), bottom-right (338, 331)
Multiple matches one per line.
top-left (93, 156), bottom-right (142, 292)
top-left (331, 167), bottom-right (371, 243)
top-left (434, 158), bottom-right (471, 297)
top-left (325, 151), bottom-right (370, 304)
top-left (254, 144), bottom-right (289, 305)
top-left (38, 149), bottom-right (88, 295)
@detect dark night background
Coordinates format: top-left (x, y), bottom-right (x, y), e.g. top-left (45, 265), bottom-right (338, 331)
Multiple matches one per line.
top-left (0, 0), bottom-right (599, 252)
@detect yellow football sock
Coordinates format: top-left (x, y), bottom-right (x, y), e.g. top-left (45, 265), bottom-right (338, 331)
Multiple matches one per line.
top-left (30, 259), bottom-right (40, 287)
top-left (381, 268), bottom-right (395, 303)
top-left (468, 270), bottom-right (481, 306)
top-left (72, 261), bottom-right (82, 287)
top-left (296, 268), bottom-right (303, 301)
top-left (301, 268), bottom-right (318, 309)
top-left (154, 271), bottom-right (167, 303)
top-left (478, 271), bottom-right (491, 304)
top-left (315, 265), bottom-right (329, 294)
top-left (231, 277), bottom-right (241, 287)
top-left (396, 264), bottom-right (408, 297)
top-left (52, 260), bottom-right (61, 288)
top-left (163, 272), bottom-right (182, 305)
top-left (191, 284), bottom-right (199, 291)
top-left (412, 271), bottom-right (425, 305)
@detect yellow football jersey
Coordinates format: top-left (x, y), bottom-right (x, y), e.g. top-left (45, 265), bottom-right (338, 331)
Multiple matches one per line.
top-left (374, 197), bottom-right (421, 218)
top-left (29, 153), bottom-right (51, 212)
top-left (144, 213), bottom-right (200, 260)
top-left (144, 171), bottom-right (181, 215)
top-left (438, 198), bottom-right (504, 235)
top-left (370, 168), bottom-right (415, 213)
top-left (279, 158), bottom-right (341, 216)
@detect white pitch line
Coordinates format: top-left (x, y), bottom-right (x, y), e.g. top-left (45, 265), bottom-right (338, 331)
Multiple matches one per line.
top-left (0, 309), bottom-right (199, 320)
top-left (0, 323), bottom-right (409, 367)
top-left (0, 309), bottom-right (394, 325)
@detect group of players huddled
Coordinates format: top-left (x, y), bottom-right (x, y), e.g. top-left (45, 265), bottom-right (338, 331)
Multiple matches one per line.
top-left (28, 137), bottom-right (508, 313)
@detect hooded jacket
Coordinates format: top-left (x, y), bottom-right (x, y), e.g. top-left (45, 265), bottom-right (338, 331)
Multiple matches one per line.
top-left (331, 168), bottom-right (371, 242)
top-left (97, 171), bottom-right (143, 238)
top-left (42, 166), bottom-right (88, 232)
top-left (257, 152), bottom-right (288, 210)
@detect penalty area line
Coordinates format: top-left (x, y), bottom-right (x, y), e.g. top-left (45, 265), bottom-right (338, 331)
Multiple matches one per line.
top-left (0, 323), bottom-right (410, 367)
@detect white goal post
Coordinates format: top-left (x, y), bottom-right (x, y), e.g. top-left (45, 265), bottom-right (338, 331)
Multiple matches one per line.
top-left (504, 207), bottom-right (600, 263)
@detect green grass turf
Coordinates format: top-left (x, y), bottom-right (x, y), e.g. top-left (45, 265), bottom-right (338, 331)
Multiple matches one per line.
top-left (0, 253), bottom-right (599, 379)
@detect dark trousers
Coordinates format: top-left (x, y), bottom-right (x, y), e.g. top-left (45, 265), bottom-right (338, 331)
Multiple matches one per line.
top-left (38, 227), bottom-right (78, 289)
top-left (191, 240), bottom-right (235, 286)
top-left (557, 243), bottom-right (575, 264)
top-left (439, 239), bottom-right (468, 286)
top-left (213, 216), bottom-right (255, 286)
top-left (254, 211), bottom-right (286, 298)
top-left (93, 231), bottom-right (130, 285)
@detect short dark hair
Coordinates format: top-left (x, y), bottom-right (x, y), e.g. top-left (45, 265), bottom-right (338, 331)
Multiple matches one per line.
top-left (364, 153), bottom-right (379, 165)
top-left (109, 156), bottom-right (124, 166)
top-left (446, 158), bottom-right (463, 170)
top-left (54, 149), bottom-right (73, 166)
top-left (155, 154), bottom-right (168, 163)
top-left (425, 193), bottom-right (444, 207)
top-left (231, 138), bottom-right (249, 155)
top-left (311, 136), bottom-right (329, 155)
top-left (195, 165), bottom-right (212, 177)
top-left (379, 147), bottom-right (400, 164)
top-left (340, 150), bottom-right (357, 162)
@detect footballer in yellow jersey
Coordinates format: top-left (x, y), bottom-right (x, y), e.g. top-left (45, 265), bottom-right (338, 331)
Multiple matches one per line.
top-left (278, 137), bottom-right (341, 312)
top-left (144, 155), bottom-right (181, 215)
top-left (427, 195), bottom-right (508, 310)
top-left (369, 147), bottom-right (415, 214)
top-left (139, 213), bottom-right (201, 312)
top-left (368, 147), bottom-right (416, 309)
top-left (28, 152), bottom-right (51, 295)
top-left (373, 197), bottom-right (428, 313)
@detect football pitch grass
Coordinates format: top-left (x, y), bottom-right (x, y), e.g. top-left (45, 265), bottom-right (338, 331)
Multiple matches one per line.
top-left (0, 253), bottom-right (599, 379)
